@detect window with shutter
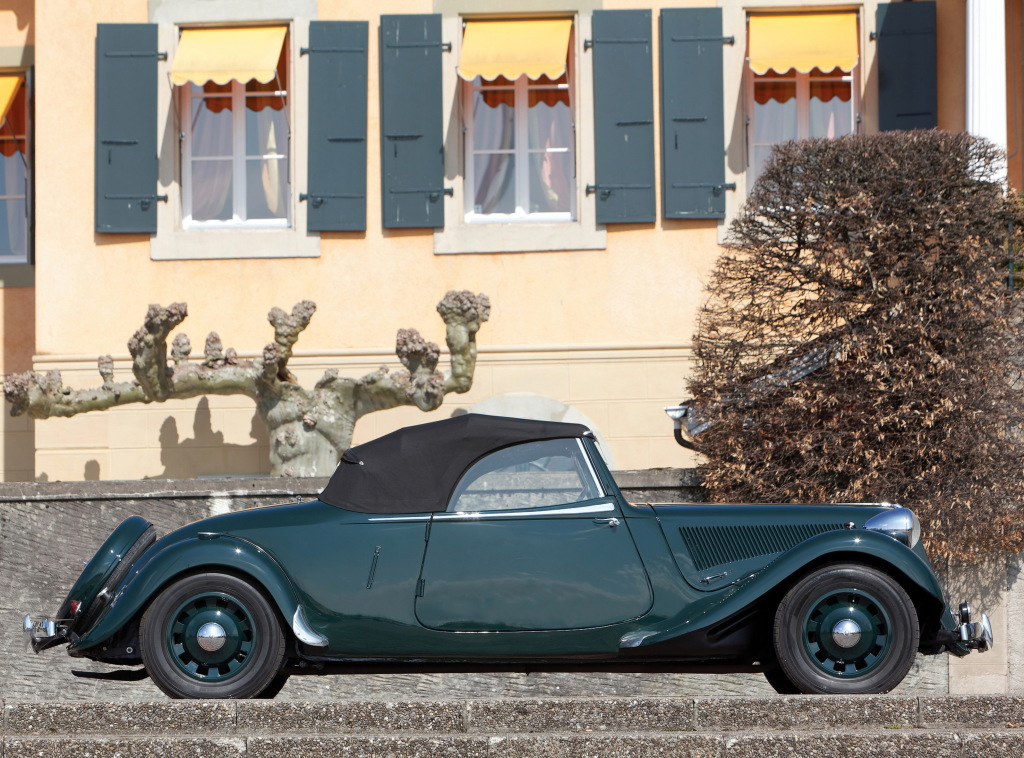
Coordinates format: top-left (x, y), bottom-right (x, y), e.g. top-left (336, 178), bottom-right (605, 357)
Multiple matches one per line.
top-left (431, 5), bottom-right (606, 254)
top-left (745, 12), bottom-right (860, 190)
top-left (0, 75), bottom-right (29, 263)
top-left (173, 26), bottom-right (291, 229)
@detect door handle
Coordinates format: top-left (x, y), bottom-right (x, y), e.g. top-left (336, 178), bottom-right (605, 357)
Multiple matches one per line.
top-left (593, 517), bottom-right (620, 528)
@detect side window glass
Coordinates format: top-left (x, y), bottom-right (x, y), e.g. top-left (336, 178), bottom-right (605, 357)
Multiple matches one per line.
top-left (449, 438), bottom-right (601, 513)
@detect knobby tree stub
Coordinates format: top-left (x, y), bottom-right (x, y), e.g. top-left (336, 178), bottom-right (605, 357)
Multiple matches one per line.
top-left (688, 131), bottom-right (1024, 561)
top-left (5, 291), bottom-right (491, 477)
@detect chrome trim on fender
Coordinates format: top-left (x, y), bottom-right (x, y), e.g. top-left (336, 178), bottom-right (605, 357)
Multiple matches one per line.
top-left (435, 502), bottom-right (616, 520)
top-left (292, 606), bottom-right (328, 647)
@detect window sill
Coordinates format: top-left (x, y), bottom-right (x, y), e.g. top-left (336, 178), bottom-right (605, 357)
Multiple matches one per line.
top-left (434, 220), bottom-right (605, 254)
top-left (150, 226), bottom-right (320, 261)
top-left (0, 261), bottom-right (33, 287)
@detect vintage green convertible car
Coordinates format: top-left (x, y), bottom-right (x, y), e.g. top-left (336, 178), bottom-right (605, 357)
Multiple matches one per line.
top-left (25, 414), bottom-right (991, 699)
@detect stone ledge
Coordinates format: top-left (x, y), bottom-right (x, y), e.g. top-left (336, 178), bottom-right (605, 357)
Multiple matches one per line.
top-left (6, 697), bottom-right (1024, 737)
top-left (5, 731), bottom-right (1024, 758)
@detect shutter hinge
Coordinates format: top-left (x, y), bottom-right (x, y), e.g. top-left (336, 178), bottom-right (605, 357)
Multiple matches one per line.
top-left (869, 31), bottom-right (878, 41)
top-left (670, 183), bottom-right (736, 196)
top-left (416, 578), bottom-right (426, 597)
top-left (671, 35), bottom-right (735, 45)
top-left (584, 37), bottom-right (649, 51)
top-left (587, 183), bottom-right (652, 199)
top-left (300, 46), bottom-right (365, 56)
top-left (300, 192), bottom-right (366, 208)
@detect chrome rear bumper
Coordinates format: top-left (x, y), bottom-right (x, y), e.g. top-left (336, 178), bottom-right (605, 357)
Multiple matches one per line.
top-left (23, 614), bottom-right (70, 653)
top-left (957, 602), bottom-right (993, 652)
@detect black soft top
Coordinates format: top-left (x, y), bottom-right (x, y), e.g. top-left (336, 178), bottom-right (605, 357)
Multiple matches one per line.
top-left (319, 413), bottom-right (591, 514)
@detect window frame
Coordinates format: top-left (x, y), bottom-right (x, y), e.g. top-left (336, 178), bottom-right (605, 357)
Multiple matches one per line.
top-left (461, 26), bottom-right (577, 224)
top-left (744, 12), bottom-right (861, 192)
top-left (151, 14), bottom-right (318, 262)
top-left (0, 72), bottom-right (31, 267)
top-left (434, 2), bottom-right (605, 256)
top-left (179, 70), bottom-right (291, 230)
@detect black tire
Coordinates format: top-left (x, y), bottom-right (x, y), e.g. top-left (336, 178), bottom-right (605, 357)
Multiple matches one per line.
top-left (256, 673), bottom-right (290, 699)
top-left (773, 563), bottom-right (919, 694)
top-left (762, 664), bottom-right (801, 694)
top-left (140, 573), bottom-right (286, 699)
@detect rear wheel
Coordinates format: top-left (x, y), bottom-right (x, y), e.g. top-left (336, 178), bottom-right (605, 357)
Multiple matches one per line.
top-left (773, 563), bottom-right (918, 694)
top-left (140, 573), bottom-right (285, 699)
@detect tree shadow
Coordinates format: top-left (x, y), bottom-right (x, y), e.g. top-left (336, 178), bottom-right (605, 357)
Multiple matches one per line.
top-left (147, 397), bottom-right (269, 479)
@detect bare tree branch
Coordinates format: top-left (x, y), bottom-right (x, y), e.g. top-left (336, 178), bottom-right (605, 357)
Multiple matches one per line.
top-left (4, 292), bottom-right (490, 477)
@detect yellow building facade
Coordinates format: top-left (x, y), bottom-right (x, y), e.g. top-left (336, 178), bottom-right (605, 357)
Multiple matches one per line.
top-left (0, 0), bottom-right (1007, 482)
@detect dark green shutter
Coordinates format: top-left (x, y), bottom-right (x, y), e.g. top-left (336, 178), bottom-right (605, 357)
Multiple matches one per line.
top-left (660, 8), bottom-right (729, 219)
top-left (379, 14), bottom-right (446, 228)
top-left (876, 1), bottom-right (937, 131)
top-left (305, 21), bottom-right (368, 232)
top-left (95, 24), bottom-right (160, 234)
top-left (591, 10), bottom-right (655, 224)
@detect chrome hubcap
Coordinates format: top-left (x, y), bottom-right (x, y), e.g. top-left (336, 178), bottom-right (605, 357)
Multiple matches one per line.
top-left (832, 618), bottom-right (862, 649)
top-left (196, 622), bottom-right (227, 652)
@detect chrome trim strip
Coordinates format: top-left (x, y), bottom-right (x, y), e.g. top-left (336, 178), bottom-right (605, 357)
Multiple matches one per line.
top-left (292, 606), bottom-right (328, 647)
top-left (366, 515), bottom-right (432, 522)
top-left (575, 438), bottom-right (604, 497)
top-left (435, 502), bottom-right (615, 520)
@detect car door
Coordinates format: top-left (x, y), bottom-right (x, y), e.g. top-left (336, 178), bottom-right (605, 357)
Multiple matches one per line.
top-left (414, 438), bottom-right (653, 632)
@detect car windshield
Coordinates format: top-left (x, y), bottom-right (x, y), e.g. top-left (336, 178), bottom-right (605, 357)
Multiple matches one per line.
top-left (449, 438), bottom-right (602, 512)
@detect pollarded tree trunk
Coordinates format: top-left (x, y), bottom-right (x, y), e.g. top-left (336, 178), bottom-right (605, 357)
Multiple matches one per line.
top-left (4, 291), bottom-right (490, 477)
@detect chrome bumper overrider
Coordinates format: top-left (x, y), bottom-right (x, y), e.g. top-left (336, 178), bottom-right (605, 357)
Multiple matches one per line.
top-left (956, 602), bottom-right (993, 652)
top-left (23, 613), bottom-right (70, 653)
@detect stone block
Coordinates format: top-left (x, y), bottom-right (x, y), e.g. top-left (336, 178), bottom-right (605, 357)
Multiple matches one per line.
top-left (465, 698), bottom-right (694, 733)
top-left (723, 731), bottom-right (967, 758)
top-left (694, 696), bottom-right (917, 731)
top-left (246, 735), bottom-right (488, 757)
top-left (236, 700), bottom-right (465, 733)
top-left (5, 701), bottom-right (235, 735)
top-left (918, 695), bottom-right (1024, 727)
top-left (486, 733), bottom-right (722, 758)
top-left (4, 737), bottom-right (246, 757)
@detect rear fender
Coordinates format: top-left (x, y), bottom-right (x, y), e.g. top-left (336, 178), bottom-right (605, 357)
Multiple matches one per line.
top-left (71, 534), bottom-right (303, 652)
top-left (624, 529), bottom-right (948, 649)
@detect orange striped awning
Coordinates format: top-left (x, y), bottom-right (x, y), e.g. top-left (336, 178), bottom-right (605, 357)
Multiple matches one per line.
top-left (170, 26), bottom-right (286, 86)
top-left (458, 20), bottom-right (571, 81)
top-left (748, 13), bottom-right (858, 75)
top-left (0, 75), bottom-right (22, 125)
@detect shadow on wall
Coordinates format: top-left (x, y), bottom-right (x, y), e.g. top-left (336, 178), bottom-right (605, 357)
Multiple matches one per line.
top-left (3, 285), bottom-right (35, 482)
top-left (147, 397), bottom-right (270, 479)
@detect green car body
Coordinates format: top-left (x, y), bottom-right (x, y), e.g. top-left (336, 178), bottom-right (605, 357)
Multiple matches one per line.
top-left (25, 414), bottom-right (991, 698)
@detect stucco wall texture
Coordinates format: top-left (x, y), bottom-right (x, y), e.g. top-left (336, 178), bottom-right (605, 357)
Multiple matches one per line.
top-left (2, 0), bottom-right (972, 481)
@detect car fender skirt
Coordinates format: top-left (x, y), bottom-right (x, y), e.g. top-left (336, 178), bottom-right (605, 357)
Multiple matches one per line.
top-left (293, 605), bottom-right (328, 647)
top-left (70, 535), bottom-right (302, 653)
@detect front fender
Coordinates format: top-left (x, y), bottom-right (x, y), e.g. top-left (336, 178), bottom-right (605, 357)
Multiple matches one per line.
top-left (71, 534), bottom-right (302, 652)
top-left (624, 529), bottom-right (948, 649)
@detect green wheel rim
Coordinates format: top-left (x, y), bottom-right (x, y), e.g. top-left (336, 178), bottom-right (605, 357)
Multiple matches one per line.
top-left (166, 592), bottom-right (257, 683)
top-left (801, 588), bottom-right (892, 679)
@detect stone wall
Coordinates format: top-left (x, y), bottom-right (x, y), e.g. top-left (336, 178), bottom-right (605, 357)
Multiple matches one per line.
top-left (0, 472), bottom-right (994, 701)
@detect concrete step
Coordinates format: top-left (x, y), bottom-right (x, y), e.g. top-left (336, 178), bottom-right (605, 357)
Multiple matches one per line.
top-left (4, 696), bottom-right (1024, 757)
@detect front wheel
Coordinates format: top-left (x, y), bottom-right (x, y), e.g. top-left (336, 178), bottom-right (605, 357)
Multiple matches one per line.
top-left (140, 573), bottom-right (285, 699)
top-left (773, 563), bottom-right (919, 694)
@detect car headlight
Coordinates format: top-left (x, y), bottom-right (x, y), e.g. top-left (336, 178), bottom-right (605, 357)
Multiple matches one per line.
top-left (864, 506), bottom-right (921, 548)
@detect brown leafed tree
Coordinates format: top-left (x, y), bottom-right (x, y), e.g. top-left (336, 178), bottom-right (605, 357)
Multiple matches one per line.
top-left (688, 131), bottom-right (1024, 561)
top-left (4, 291), bottom-right (490, 478)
